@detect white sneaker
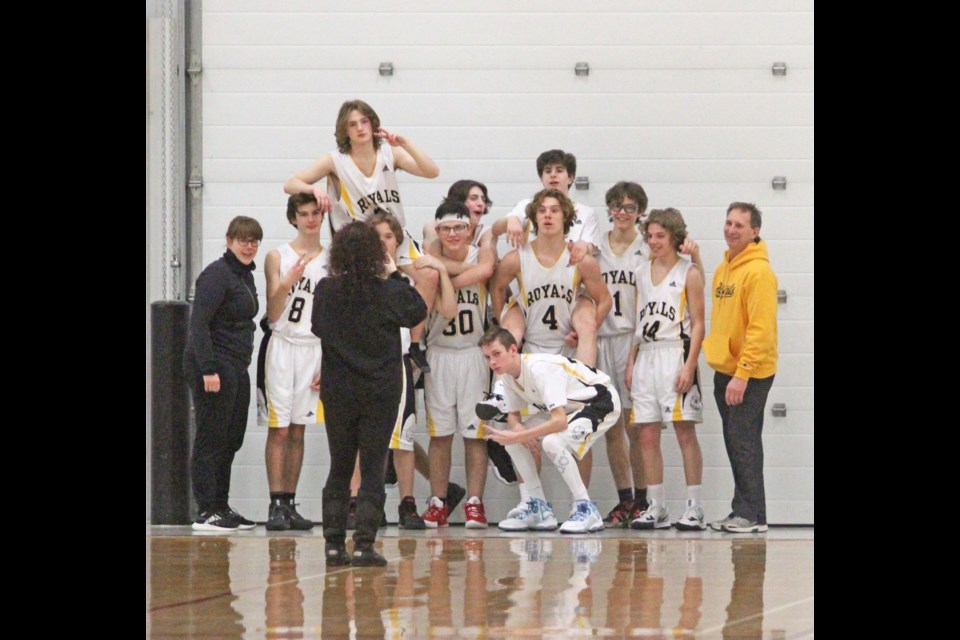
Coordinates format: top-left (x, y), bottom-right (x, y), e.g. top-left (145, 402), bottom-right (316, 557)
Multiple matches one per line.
top-left (559, 500), bottom-right (605, 534)
top-left (674, 500), bottom-right (706, 531)
top-left (498, 498), bottom-right (558, 531)
top-left (721, 516), bottom-right (768, 533)
top-left (630, 501), bottom-right (670, 530)
top-left (709, 513), bottom-right (735, 531)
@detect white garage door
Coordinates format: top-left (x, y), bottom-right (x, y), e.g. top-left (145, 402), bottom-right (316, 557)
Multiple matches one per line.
top-left (201, 0), bottom-right (813, 524)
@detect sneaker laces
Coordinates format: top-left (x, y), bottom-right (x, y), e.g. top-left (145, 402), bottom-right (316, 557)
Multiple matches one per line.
top-left (568, 502), bottom-right (591, 521)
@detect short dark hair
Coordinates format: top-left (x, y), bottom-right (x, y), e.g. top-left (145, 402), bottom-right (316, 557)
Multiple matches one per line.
top-left (335, 99), bottom-right (381, 154)
top-left (525, 188), bottom-right (576, 235)
top-left (446, 179), bottom-right (492, 212)
top-left (536, 149), bottom-right (576, 179)
top-left (367, 209), bottom-right (404, 244)
top-left (478, 326), bottom-right (517, 350)
top-left (643, 208), bottom-right (688, 251)
top-left (286, 193), bottom-right (318, 228)
top-left (727, 202), bottom-right (762, 231)
top-left (435, 200), bottom-right (471, 222)
top-left (605, 181), bottom-right (649, 223)
top-left (226, 216), bottom-right (263, 242)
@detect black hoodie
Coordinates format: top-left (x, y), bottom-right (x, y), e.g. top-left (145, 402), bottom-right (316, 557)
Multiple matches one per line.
top-left (184, 250), bottom-right (259, 375)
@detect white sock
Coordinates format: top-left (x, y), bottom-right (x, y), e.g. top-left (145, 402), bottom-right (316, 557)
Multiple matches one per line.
top-left (467, 496), bottom-right (481, 504)
top-left (686, 484), bottom-right (702, 505)
top-left (647, 483), bottom-right (665, 505)
top-left (541, 434), bottom-right (589, 502)
top-left (507, 443), bottom-right (545, 502)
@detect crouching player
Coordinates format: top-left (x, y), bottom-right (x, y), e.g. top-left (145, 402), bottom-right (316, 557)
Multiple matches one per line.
top-left (479, 327), bottom-right (619, 534)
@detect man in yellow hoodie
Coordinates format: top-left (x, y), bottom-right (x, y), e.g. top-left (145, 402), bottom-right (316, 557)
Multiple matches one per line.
top-left (703, 202), bottom-right (778, 534)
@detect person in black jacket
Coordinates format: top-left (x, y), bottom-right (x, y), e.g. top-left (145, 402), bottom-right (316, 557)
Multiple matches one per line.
top-left (184, 216), bottom-right (264, 531)
top-left (312, 221), bottom-right (428, 566)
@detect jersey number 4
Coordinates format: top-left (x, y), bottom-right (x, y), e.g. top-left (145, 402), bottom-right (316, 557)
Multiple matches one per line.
top-left (541, 305), bottom-right (558, 330)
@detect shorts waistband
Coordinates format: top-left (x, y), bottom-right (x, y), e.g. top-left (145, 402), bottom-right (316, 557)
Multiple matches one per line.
top-left (636, 339), bottom-right (683, 351)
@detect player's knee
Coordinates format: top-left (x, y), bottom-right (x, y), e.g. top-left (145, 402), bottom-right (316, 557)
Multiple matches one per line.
top-left (267, 426), bottom-right (290, 445)
top-left (673, 423), bottom-right (699, 448)
top-left (572, 309), bottom-right (597, 337)
top-left (638, 424), bottom-right (662, 449)
top-left (287, 425), bottom-right (306, 445)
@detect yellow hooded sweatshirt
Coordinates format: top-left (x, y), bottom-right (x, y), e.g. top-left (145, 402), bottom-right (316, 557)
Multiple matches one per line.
top-left (703, 239), bottom-right (778, 380)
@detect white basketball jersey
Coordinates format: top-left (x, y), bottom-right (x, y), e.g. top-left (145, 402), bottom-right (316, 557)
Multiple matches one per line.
top-left (633, 258), bottom-right (693, 344)
top-left (471, 223), bottom-right (490, 249)
top-left (516, 243), bottom-right (580, 352)
top-left (269, 244), bottom-right (329, 344)
top-left (507, 199), bottom-right (599, 245)
top-left (327, 145), bottom-right (405, 231)
top-left (502, 353), bottom-right (612, 415)
top-left (598, 232), bottom-right (647, 337)
top-left (426, 246), bottom-right (487, 350)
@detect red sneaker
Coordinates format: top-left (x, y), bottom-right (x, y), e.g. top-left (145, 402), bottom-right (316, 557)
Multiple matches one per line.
top-left (421, 496), bottom-right (449, 528)
top-left (463, 497), bottom-right (487, 529)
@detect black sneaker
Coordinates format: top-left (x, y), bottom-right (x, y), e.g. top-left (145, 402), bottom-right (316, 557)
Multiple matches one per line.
top-left (325, 542), bottom-right (351, 566)
top-left (486, 441), bottom-right (518, 484)
top-left (407, 343), bottom-right (431, 373)
top-left (227, 507), bottom-right (257, 530)
top-left (380, 510), bottom-right (389, 528)
top-left (286, 502), bottom-right (315, 531)
top-left (446, 482), bottom-right (467, 514)
top-left (352, 548), bottom-right (387, 567)
top-left (476, 391), bottom-right (508, 421)
top-left (192, 509), bottom-right (240, 532)
top-left (384, 450), bottom-right (398, 487)
top-left (398, 497), bottom-right (426, 530)
top-left (266, 502), bottom-right (291, 531)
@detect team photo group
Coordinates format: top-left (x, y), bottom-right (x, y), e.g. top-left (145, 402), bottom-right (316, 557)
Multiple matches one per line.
top-left (184, 99), bottom-right (779, 567)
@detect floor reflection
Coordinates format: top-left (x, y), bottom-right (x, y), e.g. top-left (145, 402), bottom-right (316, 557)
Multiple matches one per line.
top-left (148, 533), bottom-right (811, 639)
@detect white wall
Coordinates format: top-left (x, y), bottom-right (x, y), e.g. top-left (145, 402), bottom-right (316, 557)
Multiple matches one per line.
top-left (200, 0), bottom-right (814, 524)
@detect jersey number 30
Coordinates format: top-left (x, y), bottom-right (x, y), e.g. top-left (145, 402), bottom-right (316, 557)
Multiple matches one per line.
top-left (443, 310), bottom-right (475, 336)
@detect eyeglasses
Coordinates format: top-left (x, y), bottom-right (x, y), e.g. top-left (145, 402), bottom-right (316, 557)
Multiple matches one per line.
top-left (437, 224), bottom-right (469, 235)
top-left (608, 204), bottom-right (640, 214)
top-left (235, 238), bottom-right (261, 248)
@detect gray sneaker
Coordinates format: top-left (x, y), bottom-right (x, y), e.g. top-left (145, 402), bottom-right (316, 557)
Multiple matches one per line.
top-left (722, 516), bottom-right (768, 533)
top-left (709, 514), bottom-right (735, 531)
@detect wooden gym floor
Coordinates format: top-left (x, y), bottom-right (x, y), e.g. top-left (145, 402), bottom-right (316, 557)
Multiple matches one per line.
top-left (147, 524), bottom-right (813, 638)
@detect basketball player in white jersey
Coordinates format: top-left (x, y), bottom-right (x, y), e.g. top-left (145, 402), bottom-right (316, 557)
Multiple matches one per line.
top-left (480, 327), bottom-right (619, 534)
top-left (596, 181), bottom-right (651, 528)
top-left (625, 208), bottom-right (707, 531)
top-left (421, 201), bottom-right (494, 529)
top-left (490, 189), bottom-right (610, 359)
top-left (262, 193), bottom-right (329, 531)
top-left (283, 99), bottom-right (441, 373)
top-left (424, 180), bottom-right (518, 486)
top-left (486, 189), bottom-right (610, 511)
top-left (490, 150), bottom-right (602, 367)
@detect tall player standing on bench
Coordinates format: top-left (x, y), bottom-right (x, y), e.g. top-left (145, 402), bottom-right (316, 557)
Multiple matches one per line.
top-left (284, 99), bottom-right (441, 373)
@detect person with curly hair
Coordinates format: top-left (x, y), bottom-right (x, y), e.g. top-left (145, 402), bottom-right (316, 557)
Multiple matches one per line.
top-left (311, 221), bottom-right (428, 566)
